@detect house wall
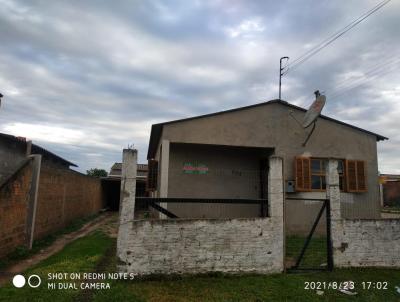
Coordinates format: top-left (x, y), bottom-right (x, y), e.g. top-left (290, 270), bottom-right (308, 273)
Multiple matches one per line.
top-left (158, 102), bottom-right (380, 220)
top-left (167, 143), bottom-right (270, 218)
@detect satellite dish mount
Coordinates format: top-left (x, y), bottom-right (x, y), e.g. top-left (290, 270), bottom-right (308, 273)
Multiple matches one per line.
top-left (301, 90), bottom-right (326, 146)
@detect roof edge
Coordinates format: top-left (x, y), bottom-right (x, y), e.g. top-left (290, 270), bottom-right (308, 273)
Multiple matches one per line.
top-left (147, 99), bottom-right (388, 159)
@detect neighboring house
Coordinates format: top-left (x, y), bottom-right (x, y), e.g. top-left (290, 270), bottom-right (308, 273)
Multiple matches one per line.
top-left (102, 163), bottom-right (148, 211)
top-left (381, 174), bottom-right (400, 208)
top-left (146, 99), bottom-right (387, 223)
top-left (0, 132), bottom-right (77, 182)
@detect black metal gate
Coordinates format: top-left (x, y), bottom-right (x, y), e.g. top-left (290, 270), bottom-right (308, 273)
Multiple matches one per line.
top-left (285, 197), bottom-right (333, 272)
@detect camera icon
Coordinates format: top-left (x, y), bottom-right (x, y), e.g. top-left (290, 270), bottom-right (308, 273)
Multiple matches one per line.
top-left (12, 274), bottom-right (41, 288)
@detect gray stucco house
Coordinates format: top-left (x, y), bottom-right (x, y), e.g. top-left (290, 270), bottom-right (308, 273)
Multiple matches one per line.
top-left (145, 99), bottom-right (387, 229)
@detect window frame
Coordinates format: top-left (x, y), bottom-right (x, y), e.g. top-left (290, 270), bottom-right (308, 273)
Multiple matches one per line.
top-left (295, 156), bottom-right (347, 192)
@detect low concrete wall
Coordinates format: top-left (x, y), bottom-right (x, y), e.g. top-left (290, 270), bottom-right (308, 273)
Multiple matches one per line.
top-left (332, 219), bottom-right (400, 267)
top-left (118, 217), bottom-right (283, 275)
top-left (117, 152), bottom-right (284, 275)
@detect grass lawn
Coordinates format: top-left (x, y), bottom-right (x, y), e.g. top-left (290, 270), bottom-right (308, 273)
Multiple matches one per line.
top-left (1, 231), bottom-right (400, 302)
top-left (286, 236), bottom-right (327, 269)
top-left (0, 213), bottom-right (100, 270)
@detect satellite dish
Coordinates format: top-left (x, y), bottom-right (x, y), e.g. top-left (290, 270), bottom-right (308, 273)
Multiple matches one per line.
top-left (302, 91), bottom-right (326, 128)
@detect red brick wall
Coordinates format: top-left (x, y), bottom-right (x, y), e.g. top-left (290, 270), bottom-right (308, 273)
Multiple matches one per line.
top-left (34, 165), bottom-right (104, 239)
top-left (0, 162), bottom-right (32, 257)
top-left (0, 162), bottom-right (104, 258)
top-left (383, 181), bottom-right (400, 207)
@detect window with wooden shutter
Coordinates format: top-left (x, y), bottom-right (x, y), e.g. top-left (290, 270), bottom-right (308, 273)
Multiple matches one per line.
top-left (295, 157), bottom-right (311, 191)
top-left (147, 159), bottom-right (158, 191)
top-left (345, 160), bottom-right (367, 192)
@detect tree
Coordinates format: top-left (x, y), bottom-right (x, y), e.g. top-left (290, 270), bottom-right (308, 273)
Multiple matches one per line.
top-left (86, 168), bottom-right (108, 178)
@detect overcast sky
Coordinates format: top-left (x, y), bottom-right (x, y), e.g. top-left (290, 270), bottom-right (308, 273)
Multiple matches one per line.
top-left (0, 0), bottom-right (399, 173)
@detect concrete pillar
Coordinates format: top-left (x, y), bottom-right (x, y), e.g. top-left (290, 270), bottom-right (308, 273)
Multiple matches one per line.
top-left (326, 159), bottom-right (342, 267)
top-left (268, 156), bottom-right (284, 219)
top-left (159, 139), bottom-right (170, 218)
top-left (117, 148), bottom-right (137, 260)
top-left (159, 139), bottom-right (169, 197)
top-left (267, 156), bottom-right (284, 272)
top-left (326, 159), bottom-right (340, 221)
top-left (26, 154), bottom-right (41, 249)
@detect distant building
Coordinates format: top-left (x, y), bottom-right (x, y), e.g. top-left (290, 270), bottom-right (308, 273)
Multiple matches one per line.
top-left (381, 174), bottom-right (400, 208)
top-left (0, 132), bottom-right (77, 183)
top-left (102, 162), bottom-right (148, 211)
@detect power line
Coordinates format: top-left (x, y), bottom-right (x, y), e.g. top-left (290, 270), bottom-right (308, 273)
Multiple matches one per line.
top-left (284, 0), bottom-right (392, 75)
top-left (329, 54), bottom-right (398, 92)
top-left (328, 55), bottom-right (400, 96)
top-left (329, 60), bottom-right (400, 100)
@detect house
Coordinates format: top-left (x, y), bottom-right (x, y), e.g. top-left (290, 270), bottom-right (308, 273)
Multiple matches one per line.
top-left (145, 99), bottom-right (387, 228)
top-left (381, 174), bottom-right (400, 208)
top-left (102, 163), bottom-right (148, 211)
top-left (0, 132), bottom-right (76, 183)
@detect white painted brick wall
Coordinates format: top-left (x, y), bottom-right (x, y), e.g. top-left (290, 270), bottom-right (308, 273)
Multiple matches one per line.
top-left (118, 217), bottom-right (284, 275)
top-left (332, 219), bottom-right (400, 267)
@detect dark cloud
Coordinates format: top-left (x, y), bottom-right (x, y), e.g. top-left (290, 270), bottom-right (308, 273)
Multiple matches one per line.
top-left (0, 0), bottom-right (399, 173)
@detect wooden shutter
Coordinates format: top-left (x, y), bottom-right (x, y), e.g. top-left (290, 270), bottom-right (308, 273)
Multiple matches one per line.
top-left (356, 161), bottom-right (367, 191)
top-left (147, 159), bottom-right (158, 191)
top-left (295, 157), bottom-right (311, 191)
top-left (345, 160), bottom-right (367, 192)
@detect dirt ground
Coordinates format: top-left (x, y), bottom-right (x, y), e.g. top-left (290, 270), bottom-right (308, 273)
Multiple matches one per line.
top-left (0, 212), bottom-right (118, 286)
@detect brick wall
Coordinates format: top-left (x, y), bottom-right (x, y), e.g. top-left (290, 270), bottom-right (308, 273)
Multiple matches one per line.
top-left (118, 217), bottom-right (284, 275)
top-left (0, 162), bottom-right (104, 258)
top-left (34, 165), bottom-right (104, 239)
top-left (332, 219), bottom-right (400, 267)
top-left (0, 161), bottom-right (32, 257)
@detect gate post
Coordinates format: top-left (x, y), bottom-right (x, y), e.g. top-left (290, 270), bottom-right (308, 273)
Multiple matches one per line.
top-left (326, 159), bottom-right (341, 270)
top-left (268, 156), bottom-right (284, 272)
top-left (326, 159), bottom-right (340, 220)
top-left (117, 148), bottom-right (137, 263)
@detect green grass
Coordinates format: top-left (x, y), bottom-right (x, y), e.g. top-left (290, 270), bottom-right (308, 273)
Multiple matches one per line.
top-left (0, 213), bottom-right (99, 270)
top-left (2, 230), bottom-right (400, 301)
top-left (0, 230), bottom-right (112, 302)
top-left (286, 236), bottom-right (327, 269)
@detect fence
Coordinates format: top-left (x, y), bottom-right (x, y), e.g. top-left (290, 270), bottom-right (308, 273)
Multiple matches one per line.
top-left (117, 149), bottom-right (284, 275)
top-left (118, 151), bottom-right (400, 275)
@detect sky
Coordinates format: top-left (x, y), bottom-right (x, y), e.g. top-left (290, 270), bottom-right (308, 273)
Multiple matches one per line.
top-left (0, 0), bottom-right (399, 173)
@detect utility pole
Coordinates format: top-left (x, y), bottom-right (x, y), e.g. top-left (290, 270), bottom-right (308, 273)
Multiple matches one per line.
top-left (279, 57), bottom-right (289, 100)
top-left (0, 93), bottom-right (3, 108)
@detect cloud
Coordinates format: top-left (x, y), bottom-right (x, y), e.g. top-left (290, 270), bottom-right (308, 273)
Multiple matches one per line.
top-left (0, 0), bottom-right (398, 173)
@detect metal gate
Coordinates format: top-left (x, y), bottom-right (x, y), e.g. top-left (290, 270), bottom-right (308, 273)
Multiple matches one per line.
top-left (285, 197), bottom-right (333, 272)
